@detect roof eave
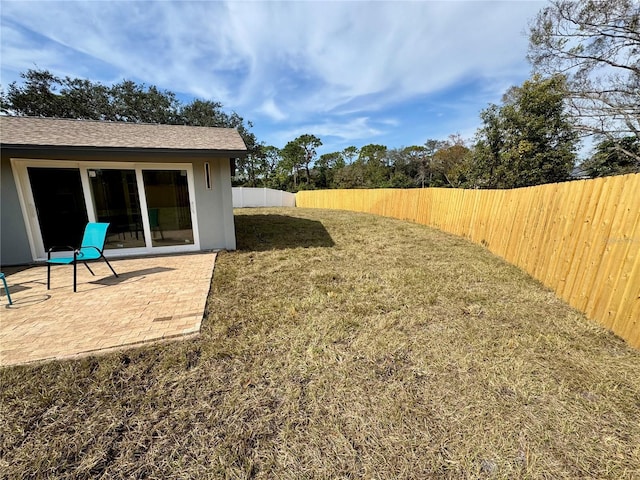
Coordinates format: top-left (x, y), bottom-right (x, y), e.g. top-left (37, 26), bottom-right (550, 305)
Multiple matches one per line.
top-left (0, 144), bottom-right (248, 158)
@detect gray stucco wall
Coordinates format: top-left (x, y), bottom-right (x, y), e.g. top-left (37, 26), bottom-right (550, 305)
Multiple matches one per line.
top-left (0, 149), bottom-right (237, 266)
top-left (190, 157), bottom-right (236, 251)
top-left (1, 154), bottom-right (33, 266)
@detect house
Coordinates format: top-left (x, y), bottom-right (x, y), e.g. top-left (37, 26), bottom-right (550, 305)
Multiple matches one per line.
top-left (1, 116), bottom-right (246, 266)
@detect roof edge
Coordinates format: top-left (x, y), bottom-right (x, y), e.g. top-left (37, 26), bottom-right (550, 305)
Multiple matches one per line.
top-left (0, 144), bottom-right (247, 157)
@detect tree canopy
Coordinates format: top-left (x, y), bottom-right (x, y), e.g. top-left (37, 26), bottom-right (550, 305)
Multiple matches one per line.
top-left (469, 75), bottom-right (579, 188)
top-left (581, 136), bottom-right (640, 177)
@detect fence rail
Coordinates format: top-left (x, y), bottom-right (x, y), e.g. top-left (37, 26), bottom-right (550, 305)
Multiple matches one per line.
top-left (297, 174), bottom-right (640, 348)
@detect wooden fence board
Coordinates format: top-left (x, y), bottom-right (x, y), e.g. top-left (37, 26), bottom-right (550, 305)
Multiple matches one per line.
top-left (619, 255), bottom-right (640, 348)
top-left (596, 179), bottom-right (640, 340)
top-left (564, 178), bottom-right (606, 304)
top-left (510, 187), bottom-right (536, 272)
top-left (555, 181), bottom-right (591, 301)
top-left (582, 176), bottom-right (627, 316)
top-left (589, 177), bottom-right (637, 325)
top-left (568, 176), bottom-right (614, 311)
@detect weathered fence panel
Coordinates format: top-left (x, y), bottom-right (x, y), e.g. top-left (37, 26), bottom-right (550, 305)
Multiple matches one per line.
top-left (233, 187), bottom-right (296, 208)
top-left (296, 174), bottom-right (640, 348)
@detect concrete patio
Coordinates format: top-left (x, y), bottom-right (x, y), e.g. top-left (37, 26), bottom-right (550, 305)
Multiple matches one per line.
top-left (0, 252), bottom-right (217, 366)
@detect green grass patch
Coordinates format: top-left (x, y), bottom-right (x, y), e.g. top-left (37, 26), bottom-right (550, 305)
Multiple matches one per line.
top-left (2, 207), bottom-right (639, 478)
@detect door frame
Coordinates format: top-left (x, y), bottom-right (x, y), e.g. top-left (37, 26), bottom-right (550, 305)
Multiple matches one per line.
top-left (11, 158), bottom-right (201, 261)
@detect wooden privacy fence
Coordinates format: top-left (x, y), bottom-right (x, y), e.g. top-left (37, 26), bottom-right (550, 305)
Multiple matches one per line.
top-left (296, 173), bottom-right (640, 348)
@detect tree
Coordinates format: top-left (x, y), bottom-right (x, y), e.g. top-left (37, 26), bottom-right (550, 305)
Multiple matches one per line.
top-left (432, 135), bottom-right (471, 187)
top-left (342, 146), bottom-right (359, 165)
top-left (235, 150), bottom-right (267, 187)
top-left (358, 144), bottom-right (389, 187)
top-left (260, 145), bottom-right (282, 187)
top-left (295, 134), bottom-right (323, 184)
top-left (469, 75), bottom-right (579, 188)
top-left (59, 77), bottom-right (113, 120)
top-left (418, 139), bottom-right (449, 187)
top-left (108, 80), bottom-right (180, 124)
top-left (315, 152), bottom-right (344, 188)
top-left (1, 69), bottom-right (67, 118)
top-left (178, 99), bottom-right (226, 127)
top-left (279, 141), bottom-right (305, 189)
top-left (333, 161), bottom-right (366, 189)
top-left (277, 134), bottom-right (323, 189)
top-left (388, 146), bottom-right (423, 187)
top-left (328, 146), bottom-right (361, 188)
top-left (528, 0), bottom-right (640, 161)
top-left (469, 105), bottom-right (504, 188)
top-left (581, 136), bottom-right (640, 177)
top-left (179, 99), bottom-right (257, 153)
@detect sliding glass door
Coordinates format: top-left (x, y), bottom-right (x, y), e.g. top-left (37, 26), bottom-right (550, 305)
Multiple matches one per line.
top-left (14, 160), bottom-right (199, 260)
top-left (27, 167), bottom-right (89, 251)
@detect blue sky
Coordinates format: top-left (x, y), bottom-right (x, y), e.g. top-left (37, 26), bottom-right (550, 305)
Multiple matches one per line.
top-left (0, 0), bottom-right (546, 155)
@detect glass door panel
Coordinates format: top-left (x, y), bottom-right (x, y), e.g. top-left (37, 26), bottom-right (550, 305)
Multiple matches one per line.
top-left (28, 167), bottom-right (89, 250)
top-left (88, 169), bottom-right (145, 249)
top-left (142, 170), bottom-right (194, 247)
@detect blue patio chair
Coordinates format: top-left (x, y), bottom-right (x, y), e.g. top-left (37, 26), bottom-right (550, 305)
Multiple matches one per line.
top-left (0, 272), bottom-right (12, 305)
top-left (47, 222), bottom-right (118, 292)
top-left (148, 208), bottom-right (164, 240)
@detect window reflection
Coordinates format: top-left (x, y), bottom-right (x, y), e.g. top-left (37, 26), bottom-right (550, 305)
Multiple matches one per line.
top-left (142, 170), bottom-right (194, 247)
top-left (89, 169), bottom-right (145, 249)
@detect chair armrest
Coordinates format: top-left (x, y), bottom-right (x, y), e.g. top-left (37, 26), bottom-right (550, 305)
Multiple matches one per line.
top-left (47, 245), bottom-right (77, 260)
top-left (48, 245), bottom-right (76, 253)
top-left (76, 246), bottom-right (104, 259)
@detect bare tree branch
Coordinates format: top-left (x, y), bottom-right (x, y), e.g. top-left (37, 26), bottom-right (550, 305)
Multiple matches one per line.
top-left (528, 0), bottom-right (640, 151)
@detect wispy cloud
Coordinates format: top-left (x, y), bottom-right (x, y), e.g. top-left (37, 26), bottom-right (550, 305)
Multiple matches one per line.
top-left (257, 98), bottom-right (288, 122)
top-left (279, 117), bottom-right (384, 143)
top-left (1, 1), bottom-right (545, 151)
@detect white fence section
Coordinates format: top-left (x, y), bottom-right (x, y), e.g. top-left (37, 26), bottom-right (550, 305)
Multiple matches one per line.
top-left (232, 187), bottom-right (296, 208)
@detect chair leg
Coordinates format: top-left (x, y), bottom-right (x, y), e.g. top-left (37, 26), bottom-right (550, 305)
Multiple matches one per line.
top-left (1, 274), bottom-right (12, 305)
top-left (73, 259), bottom-right (77, 293)
top-left (83, 262), bottom-right (95, 276)
top-left (47, 263), bottom-right (51, 290)
top-left (102, 256), bottom-right (119, 278)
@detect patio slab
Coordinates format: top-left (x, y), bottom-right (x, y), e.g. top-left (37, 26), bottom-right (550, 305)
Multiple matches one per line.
top-left (0, 252), bottom-right (217, 366)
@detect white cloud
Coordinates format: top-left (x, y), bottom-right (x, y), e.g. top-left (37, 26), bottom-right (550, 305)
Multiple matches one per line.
top-left (257, 98), bottom-right (288, 121)
top-left (1, 0), bottom-right (545, 149)
top-left (1, 1), bottom-right (542, 103)
top-left (271, 116), bottom-right (384, 145)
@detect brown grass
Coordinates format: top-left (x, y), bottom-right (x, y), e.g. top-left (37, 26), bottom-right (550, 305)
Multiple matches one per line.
top-left (1, 207), bottom-right (639, 479)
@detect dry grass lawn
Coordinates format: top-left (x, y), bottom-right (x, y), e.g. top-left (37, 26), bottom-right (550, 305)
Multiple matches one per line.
top-left (1, 207), bottom-right (639, 479)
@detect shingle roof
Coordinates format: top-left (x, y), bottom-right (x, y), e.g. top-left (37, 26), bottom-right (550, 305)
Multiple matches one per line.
top-left (0, 116), bottom-right (247, 153)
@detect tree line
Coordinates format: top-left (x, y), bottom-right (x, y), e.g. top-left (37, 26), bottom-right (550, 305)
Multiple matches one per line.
top-left (2, 0), bottom-right (638, 191)
top-left (235, 70), bottom-right (637, 191)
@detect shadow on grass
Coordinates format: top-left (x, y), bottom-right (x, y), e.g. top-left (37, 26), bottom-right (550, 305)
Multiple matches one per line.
top-left (235, 214), bottom-right (335, 251)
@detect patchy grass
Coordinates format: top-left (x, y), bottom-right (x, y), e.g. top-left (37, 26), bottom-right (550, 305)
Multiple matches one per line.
top-left (1, 207), bottom-right (639, 479)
